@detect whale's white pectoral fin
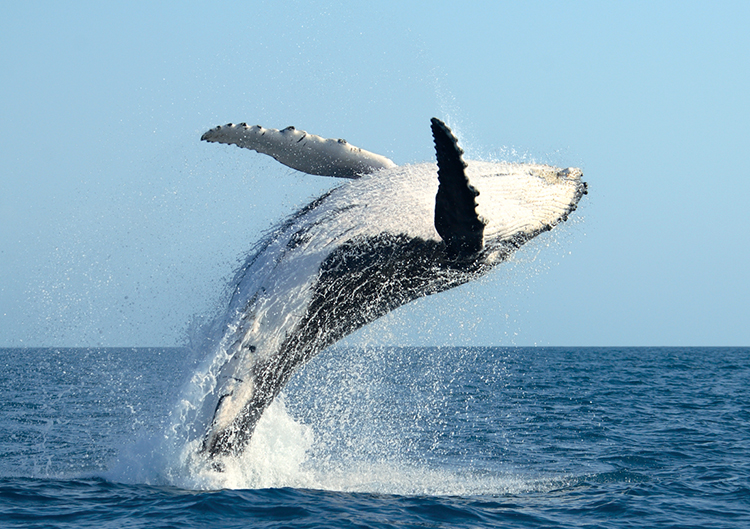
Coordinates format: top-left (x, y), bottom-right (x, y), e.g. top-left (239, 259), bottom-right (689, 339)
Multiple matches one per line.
top-left (201, 123), bottom-right (397, 178)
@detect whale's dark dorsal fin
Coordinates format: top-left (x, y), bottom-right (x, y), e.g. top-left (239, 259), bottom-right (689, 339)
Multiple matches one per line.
top-left (431, 118), bottom-right (486, 257)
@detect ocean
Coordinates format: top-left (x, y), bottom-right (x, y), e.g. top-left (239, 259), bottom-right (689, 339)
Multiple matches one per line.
top-left (0, 346), bottom-right (748, 528)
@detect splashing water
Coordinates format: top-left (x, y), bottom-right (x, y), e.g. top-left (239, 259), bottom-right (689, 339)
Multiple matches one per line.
top-left (167, 397), bottom-right (315, 490)
top-left (129, 149), bottom-right (584, 492)
top-left (122, 343), bottom-right (572, 496)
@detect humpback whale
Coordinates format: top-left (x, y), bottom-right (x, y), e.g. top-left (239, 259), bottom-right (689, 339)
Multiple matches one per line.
top-left (196, 118), bottom-right (586, 460)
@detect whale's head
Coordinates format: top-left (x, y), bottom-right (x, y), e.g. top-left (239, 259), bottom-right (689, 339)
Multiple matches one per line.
top-left (469, 162), bottom-right (586, 263)
top-left (429, 118), bottom-right (585, 264)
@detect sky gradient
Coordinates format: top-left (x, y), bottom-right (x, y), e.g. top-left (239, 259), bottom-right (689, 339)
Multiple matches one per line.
top-left (1, 1), bottom-right (748, 347)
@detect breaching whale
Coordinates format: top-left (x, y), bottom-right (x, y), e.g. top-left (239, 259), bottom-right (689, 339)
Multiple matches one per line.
top-left (196, 118), bottom-right (586, 459)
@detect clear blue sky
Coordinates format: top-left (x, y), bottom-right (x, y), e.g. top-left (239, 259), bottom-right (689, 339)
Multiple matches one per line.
top-left (1, 1), bottom-right (748, 347)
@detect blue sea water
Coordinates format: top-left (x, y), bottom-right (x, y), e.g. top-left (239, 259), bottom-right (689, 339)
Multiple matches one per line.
top-left (0, 346), bottom-right (748, 528)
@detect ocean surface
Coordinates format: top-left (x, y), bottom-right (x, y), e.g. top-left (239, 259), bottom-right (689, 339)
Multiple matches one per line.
top-left (0, 346), bottom-right (748, 528)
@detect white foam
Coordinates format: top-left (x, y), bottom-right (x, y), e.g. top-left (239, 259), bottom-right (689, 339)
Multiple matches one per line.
top-left (111, 392), bottom-right (560, 497)
top-left (168, 397), bottom-right (315, 490)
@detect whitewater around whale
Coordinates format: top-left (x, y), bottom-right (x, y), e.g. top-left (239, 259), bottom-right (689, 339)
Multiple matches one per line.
top-left (178, 118), bottom-right (586, 466)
